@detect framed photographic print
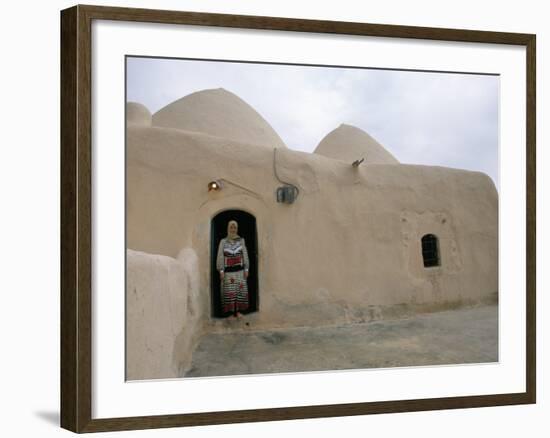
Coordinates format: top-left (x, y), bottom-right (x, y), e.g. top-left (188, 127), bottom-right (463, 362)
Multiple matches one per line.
top-left (60, 4), bottom-right (536, 433)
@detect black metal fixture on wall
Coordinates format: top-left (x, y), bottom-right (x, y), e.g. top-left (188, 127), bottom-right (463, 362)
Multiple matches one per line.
top-left (276, 185), bottom-right (298, 204)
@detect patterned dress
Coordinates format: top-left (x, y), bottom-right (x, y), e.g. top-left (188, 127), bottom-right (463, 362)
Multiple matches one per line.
top-left (216, 236), bottom-right (250, 314)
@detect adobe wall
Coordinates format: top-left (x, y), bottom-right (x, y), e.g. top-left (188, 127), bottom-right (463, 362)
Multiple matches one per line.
top-left (126, 248), bottom-right (203, 380)
top-left (126, 124), bottom-right (498, 332)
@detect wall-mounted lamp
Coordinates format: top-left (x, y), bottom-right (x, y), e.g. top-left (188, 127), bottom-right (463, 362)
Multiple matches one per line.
top-left (207, 178), bottom-right (257, 195)
top-left (276, 185), bottom-right (298, 204)
top-left (208, 180), bottom-right (222, 192)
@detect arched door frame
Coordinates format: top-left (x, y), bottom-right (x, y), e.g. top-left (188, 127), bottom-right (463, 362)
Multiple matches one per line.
top-left (210, 209), bottom-right (259, 317)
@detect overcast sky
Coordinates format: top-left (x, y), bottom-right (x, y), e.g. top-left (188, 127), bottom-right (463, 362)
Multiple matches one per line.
top-left (127, 57), bottom-right (499, 189)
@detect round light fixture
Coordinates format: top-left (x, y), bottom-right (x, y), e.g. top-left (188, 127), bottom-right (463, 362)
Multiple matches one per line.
top-left (208, 180), bottom-right (221, 192)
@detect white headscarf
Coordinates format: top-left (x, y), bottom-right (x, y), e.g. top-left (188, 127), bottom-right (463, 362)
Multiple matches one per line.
top-left (227, 220), bottom-right (240, 241)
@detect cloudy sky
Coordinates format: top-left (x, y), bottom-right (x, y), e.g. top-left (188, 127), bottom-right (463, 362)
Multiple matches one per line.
top-left (127, 56), bottom-right (499, 188)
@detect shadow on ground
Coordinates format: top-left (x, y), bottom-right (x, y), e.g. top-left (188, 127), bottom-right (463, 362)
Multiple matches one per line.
top-left (34, 411), bottom-right (59, 427)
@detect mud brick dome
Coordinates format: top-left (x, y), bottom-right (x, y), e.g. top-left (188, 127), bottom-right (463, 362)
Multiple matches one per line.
top-left (315, 123), bottom-right (399, 164)
top-left (152, 88), bottom-right (287, 149)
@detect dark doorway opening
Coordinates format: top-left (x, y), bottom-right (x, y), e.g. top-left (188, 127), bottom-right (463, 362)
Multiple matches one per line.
top-left (211, 210), bottom-right (259, 318)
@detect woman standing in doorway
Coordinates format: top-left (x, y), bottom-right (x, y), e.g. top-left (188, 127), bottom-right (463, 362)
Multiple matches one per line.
top-left (216, 220), bottom-right (250, 317)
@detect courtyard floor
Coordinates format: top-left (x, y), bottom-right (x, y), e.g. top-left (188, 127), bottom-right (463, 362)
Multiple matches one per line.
top-left (184, 304), bottom-right (498, 378)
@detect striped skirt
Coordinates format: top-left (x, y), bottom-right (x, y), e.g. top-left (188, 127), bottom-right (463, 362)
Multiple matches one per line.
top-left (221, 270), bottom-right (249, 314)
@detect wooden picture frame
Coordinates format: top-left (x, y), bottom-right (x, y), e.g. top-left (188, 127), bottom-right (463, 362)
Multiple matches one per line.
top-left (60, 4), bottom-right (536, 433)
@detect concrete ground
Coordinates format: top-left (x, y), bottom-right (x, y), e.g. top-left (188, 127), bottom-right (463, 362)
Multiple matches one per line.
top-left (184, 304), bottom-right (498, 378)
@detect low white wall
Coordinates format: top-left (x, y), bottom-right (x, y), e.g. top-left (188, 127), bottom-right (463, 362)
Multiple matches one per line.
top-left (126, 248), bottom-right (203, 380)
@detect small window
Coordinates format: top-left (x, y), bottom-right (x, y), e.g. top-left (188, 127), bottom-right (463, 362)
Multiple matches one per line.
top-left (421, 234), bottom-right (440, 267)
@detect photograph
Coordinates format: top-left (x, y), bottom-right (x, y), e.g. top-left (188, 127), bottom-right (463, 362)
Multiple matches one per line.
top-left (0, 0), bottom-right (543, 434)
top-left (124, 56), bottom-right (499, 381)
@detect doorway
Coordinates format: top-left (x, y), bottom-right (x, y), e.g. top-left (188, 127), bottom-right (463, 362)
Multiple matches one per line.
top-left (211, 210), bottom-right (259, 317)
